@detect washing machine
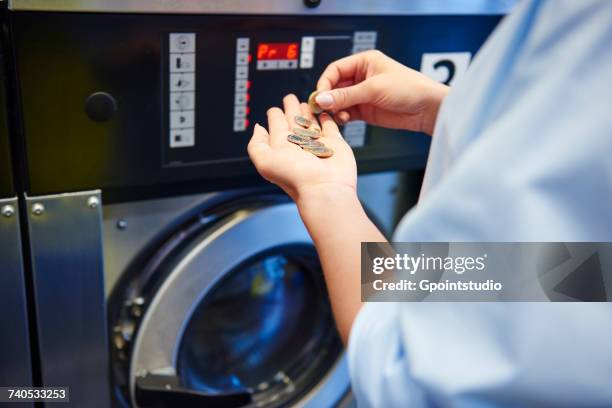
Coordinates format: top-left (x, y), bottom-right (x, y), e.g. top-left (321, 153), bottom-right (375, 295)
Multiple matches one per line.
top-left (3, 0), bottom-right (510, 406)
top-left (104, 191), bottom-right (350, 407)
top-left (101, 172), bottom-right (406, 408)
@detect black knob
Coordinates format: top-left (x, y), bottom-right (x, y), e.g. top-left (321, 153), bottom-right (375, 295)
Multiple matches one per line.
top-left (85, 91), bottom-right (117, 122)
top-left (303, 0), bottom-right (321, 8)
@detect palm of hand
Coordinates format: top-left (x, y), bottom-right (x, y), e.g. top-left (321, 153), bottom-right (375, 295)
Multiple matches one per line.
top-left (247, 95), bottom-right (357, 201)
top-left (263, 133), bottom-right (356, 197)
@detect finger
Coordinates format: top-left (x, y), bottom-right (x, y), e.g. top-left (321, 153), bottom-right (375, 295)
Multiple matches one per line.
top-left (315, 80), bottom-right (372, 111)
top-left (337, 106), bottom-right (363, 124)
top-left (319, 112), bottom-right (343, 142)
top-left (299, 102), bottom-right (321, 130)
top-left (317, 53), bottom-right (366, 91)
top-left (336, 111), bottom-right (351, 125)
top-left (247, 123), bottom-right (272, 169)
top-left (283, 94), bottom-right (303, 130)
top-left (267, 107), bottom-right (289, 147)
top-left (336, 80), bottom-right (354, 89)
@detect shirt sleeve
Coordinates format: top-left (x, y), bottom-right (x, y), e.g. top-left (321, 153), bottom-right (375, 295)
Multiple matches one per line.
top-left (347, 303), bottom-right (428, 408)
top-left (348, 0), bottom-right (612, 406)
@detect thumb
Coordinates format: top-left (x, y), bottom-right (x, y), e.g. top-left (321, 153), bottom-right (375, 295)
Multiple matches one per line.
top-left (316, 80), bottom-right (372, 111)
top-left (247, 123), bottom-right (271, 168)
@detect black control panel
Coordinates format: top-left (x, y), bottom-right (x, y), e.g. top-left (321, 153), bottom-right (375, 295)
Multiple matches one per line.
top-left (9, 12), bottom-right (501, 202)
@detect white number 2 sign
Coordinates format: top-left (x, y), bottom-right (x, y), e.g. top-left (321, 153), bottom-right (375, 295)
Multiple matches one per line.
top-left (420, 52), bottom-right (472, 86)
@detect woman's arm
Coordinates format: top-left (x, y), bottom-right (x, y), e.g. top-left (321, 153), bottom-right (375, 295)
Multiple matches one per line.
top-left (297, 185), bottom-right (385, 343)
top-left (247, 52), bottom-right (447, 343)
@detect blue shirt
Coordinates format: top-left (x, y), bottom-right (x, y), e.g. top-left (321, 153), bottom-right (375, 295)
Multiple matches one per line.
top-left (348, 1), bottom-right (612, 406)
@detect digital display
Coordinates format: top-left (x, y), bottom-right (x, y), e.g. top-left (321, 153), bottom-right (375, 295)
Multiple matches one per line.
top-left (257, 43), bottom-right (299, 61)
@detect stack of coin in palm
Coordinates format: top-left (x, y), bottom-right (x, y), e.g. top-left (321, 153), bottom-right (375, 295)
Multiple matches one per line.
top-left (287, 114), bottom-right (334, 158)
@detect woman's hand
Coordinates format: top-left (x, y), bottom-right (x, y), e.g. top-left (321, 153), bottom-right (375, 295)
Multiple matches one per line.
top-left (247, 94), bottom-right (357, 204)
top-left (316, 50), bottom-right (449, 136)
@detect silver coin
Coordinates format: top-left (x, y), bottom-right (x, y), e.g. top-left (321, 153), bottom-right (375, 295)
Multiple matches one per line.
top-left (303, 145), bottom-right (334, 158)
top-left (292, 127), bottom-right (321, 139)
top-left (287, 133), bottom-right (312, 145)
top-left (301, 139), bottom-right (325, 148)
top-left (294, 115), bottom-right (312, 128)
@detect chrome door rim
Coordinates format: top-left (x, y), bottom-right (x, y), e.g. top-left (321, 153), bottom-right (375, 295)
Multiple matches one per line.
top-left (129, 202), bottom-right (348, 407)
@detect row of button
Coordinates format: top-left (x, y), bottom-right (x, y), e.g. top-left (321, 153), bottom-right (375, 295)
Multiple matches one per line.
top-left (300, 36), bottom-right (315, 69)
top-left (234, 37), bottom-right (250, 132)
top-left (169, 33), bottom-right (196, 148)
top-left (256, 59), bottom-right (298, 70)
top-left (345, 31), bottom-right (378, 148)
top-left (352, 31), bottom-right (377, 55)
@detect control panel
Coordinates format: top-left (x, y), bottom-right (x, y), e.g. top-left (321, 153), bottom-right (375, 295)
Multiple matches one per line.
top-left (163, 28), bottom-right (378, 167)
top-left (8, 12), bottom-right (502, 202)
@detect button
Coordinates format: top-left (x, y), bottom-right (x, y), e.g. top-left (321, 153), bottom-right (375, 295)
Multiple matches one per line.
top-left (235, 79), bottom-right (248, 92)
top-left (170, 53), bottom-right (196, 73)
top-left (233, 118), bottom-right (247, 132)
top-left (236, 52), bottom-right (249, 66)
top-left (170, 73), bottom-right (195, 91)
top-left (170, 110), bottom-right (195, 128)
top-left (234, 92), bottom-right (247, 105)
top-left (352, 44), bottom-right (375, 54)
top-left (236, 38), bottom-right (250, 52)
top-left (278, 60), bottom-right (298, 69)
top-left (85, 91), bottom-right (117, 122)
top-left (301, 36), bottom-right (315, 52)
top-left (170, 128), bottom-right (195, 148)
top-left (170, 33), bottom-right (196, 53)
top-left (234, 106), bottom-right (247, 118)
top-left (300, 53), bottom-right (314, 69)
top-left (236, 66), bottom-right (248, 79)
top-left (170, 92), bottom-right (195, 111)
top-left (354, 31), bottom-right (377, 44)
top-left (257, 60), bottom-right (278, 70)
top-left (343, 121), bottom-right (367, 147)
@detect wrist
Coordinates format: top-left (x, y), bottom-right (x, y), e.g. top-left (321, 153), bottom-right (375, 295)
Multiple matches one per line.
top-left (421, 82), bottom-right (449, 136)
top-left (296, 183), bottom-right (360, 215)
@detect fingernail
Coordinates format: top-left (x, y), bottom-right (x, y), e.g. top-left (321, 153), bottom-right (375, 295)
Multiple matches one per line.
top-left (316, 92), bottom-right (334, 108)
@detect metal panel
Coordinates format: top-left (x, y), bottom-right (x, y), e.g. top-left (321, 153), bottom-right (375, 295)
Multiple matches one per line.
top-left (26, 190), bottom-right (110, 408)
top-left (0, 197), bottom-right (33, 408)
top-left (8, 0), bottom-right (518, 15)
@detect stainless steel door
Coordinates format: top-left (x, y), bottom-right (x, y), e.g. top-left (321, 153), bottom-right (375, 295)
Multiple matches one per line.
top-left (0, 198), bottom-right (33, 408)
top-left (25, 191), bottom-right (110, 408)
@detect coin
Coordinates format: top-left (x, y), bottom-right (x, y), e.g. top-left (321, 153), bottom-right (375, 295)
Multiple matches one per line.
top-left (303, 145), bottom-right (334, 158)
top-left (308, 91), bottom-right (324, 114)
top-left (294, 115), bottom-right (312, 128)
top-left (287, 133), bottom-right (312, 145)
top-left (292, 127), bottom-right (321, 139)
top-left (301, 139), bottom-right (325, 148)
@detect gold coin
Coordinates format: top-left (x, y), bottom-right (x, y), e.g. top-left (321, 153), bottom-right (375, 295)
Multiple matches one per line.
top-left (292, 127), bottom-right (321, 139)
top-left (287, 133), bottom-right (312, 145)
top-left (303, 145), bottom-right (334, 158)
top-left (308, 91), bottom-right (324, 114)
top-left (294, 115), bottom-right (312, 128)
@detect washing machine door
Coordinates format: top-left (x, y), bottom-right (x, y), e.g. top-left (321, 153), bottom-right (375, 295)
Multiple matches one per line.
top-left (127, 201), bottom-right (348, 407)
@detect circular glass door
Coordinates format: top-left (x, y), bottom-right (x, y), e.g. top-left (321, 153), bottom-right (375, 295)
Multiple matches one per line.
top-left (177, 246), bottom-right (341, 405)
top-left (126, 202), bottom-right (349, 408)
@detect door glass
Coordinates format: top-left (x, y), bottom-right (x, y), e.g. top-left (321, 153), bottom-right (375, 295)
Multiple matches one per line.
top-left (177, 246), bottom-right (341, 401)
